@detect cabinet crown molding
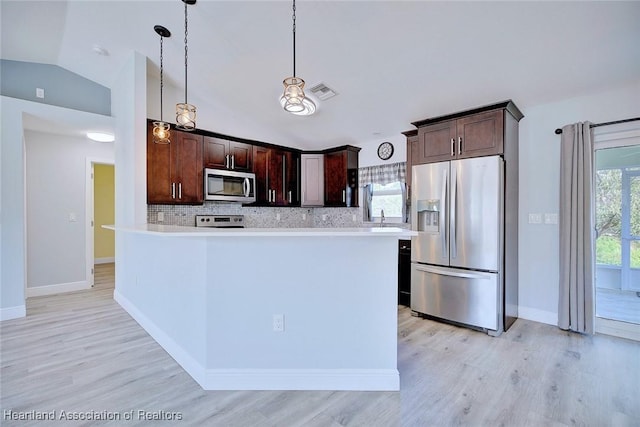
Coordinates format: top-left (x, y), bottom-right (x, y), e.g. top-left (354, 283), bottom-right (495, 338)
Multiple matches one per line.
top-left (410, 100), bottom-right (524, 129)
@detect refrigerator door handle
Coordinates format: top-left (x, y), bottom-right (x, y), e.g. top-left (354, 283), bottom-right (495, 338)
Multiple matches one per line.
top-left (414, 264), bottom-right (492, 280)
top-left (441, 169), bottom-right (448, 259)
top-left (450, 165), bottom-right (457, 259)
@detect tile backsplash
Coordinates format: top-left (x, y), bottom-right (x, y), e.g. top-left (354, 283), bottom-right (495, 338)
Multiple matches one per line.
top-left (147, 203), bottom-right (366, 228)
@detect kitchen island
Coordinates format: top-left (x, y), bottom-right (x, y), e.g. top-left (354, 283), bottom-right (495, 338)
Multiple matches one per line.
top-left (108, 224), bottom-right (416, 391)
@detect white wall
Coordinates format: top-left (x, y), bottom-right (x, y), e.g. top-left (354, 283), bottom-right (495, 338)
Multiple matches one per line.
top-left (355, 134), bottom-right (407, 168)
top-left (112, 51), bottom-right (148, 298)
top-left (517, 80), bottom-right (640, 325)
top-left (146, 71), bottom-right (294, 149)
top-left (25, 130), bottom-right (114, 290)
top-left (0, 96), bottom-right (113, 319)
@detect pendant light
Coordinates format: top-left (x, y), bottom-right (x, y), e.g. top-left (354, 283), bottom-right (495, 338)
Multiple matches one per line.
top-left (280, 0), bottom-right (316, 116)
top-left (176, 0), bottom-right (196, 131)
top-left (153, 25), bottom-right (171, 144)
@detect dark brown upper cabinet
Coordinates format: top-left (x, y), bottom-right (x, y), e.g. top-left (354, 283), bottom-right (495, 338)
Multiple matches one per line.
top-left (147, 123), bottom-right (203, 205)
top-left (324, 146), bottom-right (360, 207)
top-left (252, 146), bottom-right (299, 206)
top-left (402, 130), bottom-right (418, 188)
top-left (410, 101), bottom-right (523, 165)
top-left (204, 136), bottom-right (252, 172)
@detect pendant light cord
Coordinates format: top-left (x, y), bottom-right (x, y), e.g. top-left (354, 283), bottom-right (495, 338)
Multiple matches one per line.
top-left (292, 0), bottom-right (296, 78)
top-left (159, 35), bottom-right (164, 121)
top-left (184, 1), bottom-right (189, 104)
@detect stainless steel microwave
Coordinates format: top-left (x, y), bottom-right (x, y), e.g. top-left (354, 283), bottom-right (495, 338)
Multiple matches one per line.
top-left (204, 168), bottom-right (256, 203)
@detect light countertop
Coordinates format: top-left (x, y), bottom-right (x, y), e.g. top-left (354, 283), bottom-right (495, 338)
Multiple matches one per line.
top-left (103, 224), bottom-right (417, 238)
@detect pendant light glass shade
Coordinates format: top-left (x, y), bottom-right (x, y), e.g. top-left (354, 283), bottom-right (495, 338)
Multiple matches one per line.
top-left (152, 121), bottom-right (171, 144)
top-left (153, 25), bottom-right (171, 144)
top-left (176, 0), bottom-right (197, 131)
top-left (176, 103), bottom-right (196, 130)
top-left (279, 89), bottom-right (316, 116)
top-left (282, 77), bottom-right (306, 113)
top-left (281, 0), bottom-right (315, 116)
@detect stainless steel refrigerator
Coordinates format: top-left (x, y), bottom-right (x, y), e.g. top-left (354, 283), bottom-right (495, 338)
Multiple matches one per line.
top-left (411, 155), bottom-right (513, 335)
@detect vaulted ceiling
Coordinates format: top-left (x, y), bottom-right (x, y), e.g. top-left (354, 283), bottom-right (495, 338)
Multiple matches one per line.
top-left (3, 1), bottom-right (639, 149)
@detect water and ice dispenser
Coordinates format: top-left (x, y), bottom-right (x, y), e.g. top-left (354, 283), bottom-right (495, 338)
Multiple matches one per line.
top-left (417, 199), bottom-right (440, 233)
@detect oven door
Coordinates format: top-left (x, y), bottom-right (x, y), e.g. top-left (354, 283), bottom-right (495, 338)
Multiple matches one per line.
top-left (204, 169), bottom-right (256, 203)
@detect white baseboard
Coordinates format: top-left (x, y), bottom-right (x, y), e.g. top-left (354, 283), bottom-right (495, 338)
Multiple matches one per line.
top-left (201, 368), bottom-right (399, 391)
top-left (115, 290), bottom-right (400, 391)
top-left (26, 281), bottom-right (89, 298)
top-left (1, 305), bottom-right (26, 321)
top-left (95, 257), bottom-right (115, 264)
top-left (596, 317), bottom-right (640, 342)
top-left (518, 306), bottom-right (558, 326)
top-left (114, 290), bottom-right (207, 388)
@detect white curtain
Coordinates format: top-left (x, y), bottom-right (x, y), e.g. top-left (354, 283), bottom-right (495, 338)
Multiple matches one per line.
top-left (558, 122), bottom-right (595, 334)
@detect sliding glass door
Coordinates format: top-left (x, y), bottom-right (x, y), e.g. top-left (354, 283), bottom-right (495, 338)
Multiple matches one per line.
top-left (594, 135), bottom-right (640, 337)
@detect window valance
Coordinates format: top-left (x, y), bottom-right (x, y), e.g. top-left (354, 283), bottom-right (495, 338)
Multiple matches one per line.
top-left (359, 162), bottom-right (406, 187)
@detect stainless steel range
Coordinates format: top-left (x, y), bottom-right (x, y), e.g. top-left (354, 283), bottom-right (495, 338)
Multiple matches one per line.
top-left (195, 215), bottom-right (245, 228)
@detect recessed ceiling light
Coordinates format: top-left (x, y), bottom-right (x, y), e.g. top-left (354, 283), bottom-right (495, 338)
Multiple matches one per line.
top-left (92, 44), bottom-right (110, 56)
top-left (87, 132), bottom-right (114, 142)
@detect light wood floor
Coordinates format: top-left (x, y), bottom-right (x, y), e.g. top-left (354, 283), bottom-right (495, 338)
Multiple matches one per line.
top-left (596, 287), bottom-right (640, 324)
top-left (2, 263), bottom-right (639, 426)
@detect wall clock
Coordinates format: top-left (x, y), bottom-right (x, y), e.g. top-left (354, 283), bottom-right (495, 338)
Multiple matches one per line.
top-left (377, 142), bottom-right (394, 160)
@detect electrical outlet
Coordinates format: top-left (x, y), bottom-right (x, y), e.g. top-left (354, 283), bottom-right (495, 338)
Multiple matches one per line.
top-left (273, 314), bottom-right (284, 332)
top-left (302, 213), bottom-right (306, 220)
top-left (322, 214), bottom-right (328, 221)
top-left (36, 88), bottom-right (45, 98)
top-left (352, 214), bottom-right (357, 222)
top-left (157, 212), bottom-right (164, 222)
top-left (276, 213), bottom-right (281, 221)
top-left (544, 213), bottom-right (558, 224)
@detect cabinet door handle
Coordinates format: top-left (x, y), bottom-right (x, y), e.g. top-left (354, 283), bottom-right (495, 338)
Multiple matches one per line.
top-left (243, 177), bottom-right (250, 197)
top-left (288, 190), bottom-right (292, 204)
top-left (178, 183), bottom-right (182, 199)
top-left (342, 190), bottom-right (346, 203)
top-left (282, 155), bottom-right (286, 201)
top-left (458, 136), bottom-right (462, 156)
top-left (450, 138), bottom-right (455, 157)
top-left (171, 182), bottom-right (176, 199)
top-left (231, 155), bottom-right (235, 170)
top-left (225, 154), bottom-right (230, 169)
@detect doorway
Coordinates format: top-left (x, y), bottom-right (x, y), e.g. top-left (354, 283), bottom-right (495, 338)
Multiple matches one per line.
top-left (594, 130), bottom-right (640, 340)
top-left (86, 160), bottom-right (115, 288)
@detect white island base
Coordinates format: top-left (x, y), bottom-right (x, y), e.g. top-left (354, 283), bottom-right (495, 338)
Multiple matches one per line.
top-left (112, 225), bottom-right (416, 391)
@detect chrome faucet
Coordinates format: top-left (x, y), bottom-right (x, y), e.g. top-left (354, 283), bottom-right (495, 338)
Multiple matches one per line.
top-left (380, 210), bottom-right (385, 227)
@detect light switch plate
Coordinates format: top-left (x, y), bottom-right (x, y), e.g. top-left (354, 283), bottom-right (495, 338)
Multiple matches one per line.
top-left (544, 213), bottom-right (558, 224)
top-left (528, 213), bottom-right (542, 224)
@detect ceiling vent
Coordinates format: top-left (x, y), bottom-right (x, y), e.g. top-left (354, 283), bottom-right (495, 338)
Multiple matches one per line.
top-left (309, 83), bottom-right (338, 101)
